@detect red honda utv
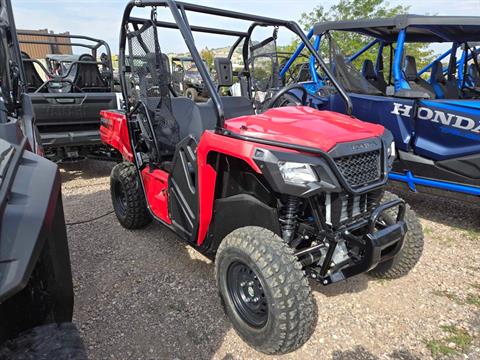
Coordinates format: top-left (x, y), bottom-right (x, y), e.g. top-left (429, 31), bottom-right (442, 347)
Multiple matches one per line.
top-left (101, 0), bottom-right (423, 354)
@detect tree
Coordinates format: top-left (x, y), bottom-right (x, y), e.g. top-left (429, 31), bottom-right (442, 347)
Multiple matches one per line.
top-left (299, 0), bottom-right (434, 72)
top-left (200, 47), bottom-right (214, 69)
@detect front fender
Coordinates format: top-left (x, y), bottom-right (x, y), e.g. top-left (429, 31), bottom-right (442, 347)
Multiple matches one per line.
top-left (0, 142), bottom-right (71, 314)
top-left (203, 194), bottom-right (281, 257)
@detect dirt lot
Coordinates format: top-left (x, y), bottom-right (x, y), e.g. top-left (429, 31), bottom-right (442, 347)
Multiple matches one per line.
top-left (61, 160), bottom-right (479, 360)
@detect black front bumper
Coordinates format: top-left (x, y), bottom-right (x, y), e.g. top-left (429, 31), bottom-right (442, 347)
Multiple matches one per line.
top-left (323, 199), bottom-right (407, 284)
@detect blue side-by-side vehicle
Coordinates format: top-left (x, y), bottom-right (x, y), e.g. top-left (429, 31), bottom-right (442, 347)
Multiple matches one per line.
top-left (282, 15), bottom-right (480, 201)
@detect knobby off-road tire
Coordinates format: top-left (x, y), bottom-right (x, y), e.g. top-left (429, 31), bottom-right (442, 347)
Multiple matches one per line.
top-left (369, 191), bottom-right (424, 279)
top-left (110, 162), bottom-right (151, 229)
top-left (215, 227), bottom-right (316, 355)
top-left (0, 323), bottom-right (87, 360)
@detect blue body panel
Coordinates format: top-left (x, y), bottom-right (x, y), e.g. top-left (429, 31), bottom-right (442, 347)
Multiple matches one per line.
top-left (324, 94), bottom-right (480, 162)
top-left (414, 99), bottom-right (480, 160)
top-left (327, 93), bottom-right (414, 152)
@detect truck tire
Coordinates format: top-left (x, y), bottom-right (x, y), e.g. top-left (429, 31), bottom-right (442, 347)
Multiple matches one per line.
top-left (184, 88), bottom-right (198, 101)
top-left (215, 227), bottom-right (316, 354)
top-left (0, 323), bottom-right (87, 360)
top-left (110, 162), bottom-right (151, 229)
top-left (369, 191), bottom-right (424, 279)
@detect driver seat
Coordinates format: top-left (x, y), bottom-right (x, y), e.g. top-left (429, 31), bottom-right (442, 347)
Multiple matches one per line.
top-left (403, 55), bottom-right (435, 98)
top-left (73, 54), bottom-right (109, 92)
top-left (430, 60), bottom-right (459, 99)
top-left (21, 52), bottom-right (45, 93)
top-left (362, 59), bottom-right (387, 93)
top-left (296, 63), bottom-right (311, 82)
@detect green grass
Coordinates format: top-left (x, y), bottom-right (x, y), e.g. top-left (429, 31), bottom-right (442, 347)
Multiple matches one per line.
top-left (433, 289), bottom-right (480, 308)
top-left (425, 325), bottom-right (474, 358)
top-left (432, 289), bottom-right (463, 304)
top-left (465, 228), bottom-right (480, 241)
top-left (423, 226), bottom-right (433, 236)
top-left (425, 339), bottom-right (456, 357)
top-left (466, 294), bottom-right (480, 307)
top-left (440, 325), bottom-right (473, 352)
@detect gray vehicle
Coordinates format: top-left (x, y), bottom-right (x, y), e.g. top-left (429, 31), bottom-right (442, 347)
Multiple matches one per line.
top-left (171, 56), bottom-right (209, 100)
top-left (18, 30), bottom-right (119, 162)
top-left (0, 1), bottom-right (86, 357)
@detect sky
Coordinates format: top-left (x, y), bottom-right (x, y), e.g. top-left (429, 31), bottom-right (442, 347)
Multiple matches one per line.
top-left (12, 0), bottom-right (480, 55)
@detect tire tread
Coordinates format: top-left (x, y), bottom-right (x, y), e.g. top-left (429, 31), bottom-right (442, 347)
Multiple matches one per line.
top-left (216, 227), bottom-right (316, 354)
top-left (369, 191), bottom-right (424, 279)
top-left (0, 323), bottom-right (87, 360)
top-left (111, 162), bottom-right (151, 230)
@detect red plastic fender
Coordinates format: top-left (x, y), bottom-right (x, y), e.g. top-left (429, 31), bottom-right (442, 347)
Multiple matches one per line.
top-left (196, 131), bottom-right (268, 246)
top-left (141, 167), bottom-right (171, 224)
top-left (100, 110), bottom-right (133, 161)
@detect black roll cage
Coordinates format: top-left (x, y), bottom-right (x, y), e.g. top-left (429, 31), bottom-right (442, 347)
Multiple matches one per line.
top-left (119, 0), bottom-right (353, 130)
top-left (1, 0), bottom-right (25, 109)
top-left (17, 31), bottom-right (114, 92)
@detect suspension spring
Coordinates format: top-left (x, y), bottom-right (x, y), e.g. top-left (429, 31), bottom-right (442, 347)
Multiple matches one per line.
top-left (281, 196), bottom-right (301, 243)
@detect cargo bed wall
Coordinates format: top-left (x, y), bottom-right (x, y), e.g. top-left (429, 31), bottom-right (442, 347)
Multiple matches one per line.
top-left (27, 92), bottom-right (119, 147)
top-left (28, 93), bottom-right (118, 127)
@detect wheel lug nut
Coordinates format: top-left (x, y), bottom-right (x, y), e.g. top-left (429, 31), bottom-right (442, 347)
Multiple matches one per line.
top-left (253, 297), bottom-right (259, 303)
top-left (240, 281), bottom-right (246, 287)
top-left (248, 281), bottom-right (254, 286)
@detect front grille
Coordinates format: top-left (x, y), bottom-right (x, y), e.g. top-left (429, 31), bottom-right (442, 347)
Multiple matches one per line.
top-left (335, 150), bottom-right (381, 188)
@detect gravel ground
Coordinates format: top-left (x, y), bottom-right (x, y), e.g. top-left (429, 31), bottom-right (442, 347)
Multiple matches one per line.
top-left (61, 160), bottom-right (479, 360)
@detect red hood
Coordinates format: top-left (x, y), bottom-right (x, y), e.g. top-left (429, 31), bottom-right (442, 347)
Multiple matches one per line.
top-left (225, 106), bottom-right (385, 152)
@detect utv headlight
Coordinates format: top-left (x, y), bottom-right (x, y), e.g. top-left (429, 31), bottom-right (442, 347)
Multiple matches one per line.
top-left (278, 162), bottom-right (318, 185)
top-left (387, 141), bottom-right (396, 159)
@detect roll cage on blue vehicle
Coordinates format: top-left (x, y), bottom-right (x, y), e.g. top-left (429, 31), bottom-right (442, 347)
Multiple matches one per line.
top-left (418, 43), bottom-right (480, 94)
top-left (283, 15), bottom-right (480, 201)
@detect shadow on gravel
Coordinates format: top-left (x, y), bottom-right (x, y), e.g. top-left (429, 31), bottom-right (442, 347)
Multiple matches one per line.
top-left (59, 160), bottom-right (115, 183)
top-left (332, 346), bottom-right (421, 360)
top-left (310, 275), bottom-right (369, 297)
top-left (388, 184), bottom-right (480, 231)
top-left (66, 189), bottom-right (231, 359)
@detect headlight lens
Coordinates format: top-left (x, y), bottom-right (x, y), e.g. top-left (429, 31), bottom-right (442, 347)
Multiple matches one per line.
top-left (387, 141), bottom-right (396, 159)
top-left (278, 162), bottom-right (318, 185)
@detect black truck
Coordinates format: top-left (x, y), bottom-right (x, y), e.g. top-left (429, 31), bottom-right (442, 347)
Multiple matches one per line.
top-left (0, 0), bottom-right (86, 357)
top-left (18, 30), bottom-right (119, 162)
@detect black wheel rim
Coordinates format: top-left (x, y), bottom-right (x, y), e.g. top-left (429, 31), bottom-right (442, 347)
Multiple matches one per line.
top-left (113, 180), bottom-right (127, 217)
top-left (226, 261), bottom-right (268, 328)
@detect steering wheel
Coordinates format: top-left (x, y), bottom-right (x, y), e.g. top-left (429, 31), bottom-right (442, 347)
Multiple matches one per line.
top-left (266, 84), bottom-right (308, 109)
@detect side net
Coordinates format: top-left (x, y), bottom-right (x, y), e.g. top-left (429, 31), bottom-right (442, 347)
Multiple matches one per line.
top-left (249, 36), bottom-right (281, 92)
top-left (127, 21), bottom-right (179, 156)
